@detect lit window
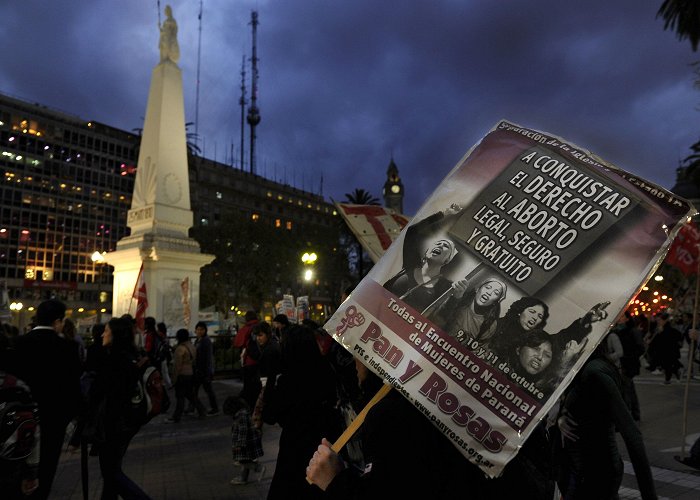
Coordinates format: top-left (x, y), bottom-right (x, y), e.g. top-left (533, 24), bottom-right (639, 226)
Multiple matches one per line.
top-left (286, 221), bottom-right (292, 230)
top-left (251, 213), bottom-right (260, 221)
top-left (216, 192), bottom-right (222, 199)
top-left (275, 219), bottom-right (281, 228)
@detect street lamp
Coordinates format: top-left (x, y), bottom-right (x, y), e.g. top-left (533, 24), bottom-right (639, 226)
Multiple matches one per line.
top-left (301, 252), bottom-right (317, 265)
top-left (301, 252), bottom-right (317, 282)
top-left (91, 251), bottom-right (106, 324)
top-left (10, 301), bottom-right (24, 331)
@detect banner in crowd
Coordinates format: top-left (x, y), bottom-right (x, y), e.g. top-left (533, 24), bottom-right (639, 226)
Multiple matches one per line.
top-left (324, 120), bottom-right (695, 477)
top-left (664, 220), bottom-right (700, 276)
top-left (335, 203), bottom-right (410, 263)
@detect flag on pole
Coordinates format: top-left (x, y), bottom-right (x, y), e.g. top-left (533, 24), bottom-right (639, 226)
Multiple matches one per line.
top-left (335, 203), bottom-right (410, 263)
top-left (664, 220), bottom-right (700, 276)
top-left (132, 264), bottom-right (148, 333)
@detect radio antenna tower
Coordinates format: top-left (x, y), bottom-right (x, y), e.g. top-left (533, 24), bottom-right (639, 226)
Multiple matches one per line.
top-left (194, 0), bottom-right (204, 145)
top-left (246, 10), bottom-right (261, 174)
top-left (239, 55), bottom-right (247, 170)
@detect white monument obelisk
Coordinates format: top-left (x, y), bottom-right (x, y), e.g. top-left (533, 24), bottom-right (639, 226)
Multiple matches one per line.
top-left (106, 5), bottom-right (214, 332)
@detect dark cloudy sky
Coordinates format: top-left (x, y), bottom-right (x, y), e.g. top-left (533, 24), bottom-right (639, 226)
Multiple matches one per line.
top-left (1, 1), bottom-right (697, 215)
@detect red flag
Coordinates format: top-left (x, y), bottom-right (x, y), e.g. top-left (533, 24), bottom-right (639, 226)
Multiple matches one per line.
top-left (132, 264), bottom-right (148, 332)
top-left (665, 221), bottom-right (700, 275)
top-left (335, 203), bottom-right (410, 263)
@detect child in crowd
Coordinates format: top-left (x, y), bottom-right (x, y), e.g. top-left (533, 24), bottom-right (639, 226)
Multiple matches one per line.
top-left (223, 395), bottom-right (265, 485)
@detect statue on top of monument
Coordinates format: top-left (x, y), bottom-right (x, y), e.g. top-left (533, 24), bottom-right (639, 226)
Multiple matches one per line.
top-left (159, 5), bottom-right (180, 64)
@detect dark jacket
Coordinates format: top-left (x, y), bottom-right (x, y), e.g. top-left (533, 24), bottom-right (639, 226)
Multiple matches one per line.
top-left (87, 347), bottom-right (141, 441)
top-left (11, 326), bottom-right (82, 431)
top-left (194, 334), bottom-right (214, 377)
top-left (266, 326), bottom-right (341, 500)
top-left (558, 355), bottom-right (657, 500)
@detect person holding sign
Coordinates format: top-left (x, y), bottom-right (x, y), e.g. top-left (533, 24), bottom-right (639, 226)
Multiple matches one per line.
top-left (305, 357), bottom-right (481, 499)
top-left (383, 204), bottom-right (468, 313)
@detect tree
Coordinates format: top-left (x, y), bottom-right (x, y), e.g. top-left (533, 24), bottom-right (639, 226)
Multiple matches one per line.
top-left (344, 188), bottom-right (380, 206)
top-left (657, 0), bottom-right (700, 51)
top-left (191, 216), bottom-right (350, 315)
top-left (657, 3), bottom-right (700, 187)
top-left (185, 122), bottom-right (202, 156)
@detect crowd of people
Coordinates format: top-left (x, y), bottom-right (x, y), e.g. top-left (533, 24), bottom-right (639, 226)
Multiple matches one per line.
top-left (0, 294), bottom-right (698, 499)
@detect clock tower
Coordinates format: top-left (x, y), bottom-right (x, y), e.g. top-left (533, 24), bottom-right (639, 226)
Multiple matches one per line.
top-left (382, 158), bottom-right (404, 214)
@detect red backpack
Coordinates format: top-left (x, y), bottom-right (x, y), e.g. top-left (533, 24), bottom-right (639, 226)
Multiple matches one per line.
top-left (127, 357), bottom-right (170, 427)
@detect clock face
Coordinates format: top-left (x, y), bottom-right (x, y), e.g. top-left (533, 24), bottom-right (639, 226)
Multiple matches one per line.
top-left (391, 184), bottom-right (401, 194)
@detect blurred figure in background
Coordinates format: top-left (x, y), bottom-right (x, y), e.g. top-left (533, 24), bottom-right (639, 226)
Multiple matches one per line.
top-left (233, 311), bottom-right (261, 409)
top-left (166, 329), bottom-right (205, 423)
top-left (192, 321), bottom-right (219, 416)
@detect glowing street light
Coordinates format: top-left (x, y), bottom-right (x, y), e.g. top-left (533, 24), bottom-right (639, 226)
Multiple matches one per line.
top-left (301, 252), bottom-right (317, 265)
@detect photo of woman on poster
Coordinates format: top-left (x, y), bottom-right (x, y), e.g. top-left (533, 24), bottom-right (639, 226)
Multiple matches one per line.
top-left (488, 298), bottom-right (610, 389)
top-left (425, 276), bottom-right (508, 346)
top-left (486, 296), bottom-right (550, 353)
top-left (383, 204), bottom-right (468, 313)
top-left (504, 329), bottom-right (562, 398)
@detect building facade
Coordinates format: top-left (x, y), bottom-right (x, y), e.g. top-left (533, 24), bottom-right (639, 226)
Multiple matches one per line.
top-left (0, 92), bottom-right (338, 330)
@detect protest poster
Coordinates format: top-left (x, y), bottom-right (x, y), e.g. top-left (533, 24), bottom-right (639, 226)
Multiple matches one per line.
top-left (335, 203), bottom-right (410, 263)
top-left (323, 120), bottom-right (695, 477)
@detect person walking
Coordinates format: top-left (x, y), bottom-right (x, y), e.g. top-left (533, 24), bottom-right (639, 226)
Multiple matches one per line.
top-left (265, 324), bottom-right (342, 500)
top-left (87, 317), bottom-right (151, 499)
top-left (233, 311), bottom-right (261, 409)
top-left (556, 342), bottom-right (657, 500)
top-left (653, 312), bottom-right (683, 384)
top-left (192, 321), bottom-right (219, 416)
top-left (249, 322), bottom-right (282, 431)
top-left (10, 299), bottom-right (82, 500)
top-left (223, 395), bottom-right (265, 485)
top-left (617, 312), bottom-right (644, 421)
top-left (166, 329), bottom-right (205, 423)
top-left (156, 322), bottom-right (173, 388)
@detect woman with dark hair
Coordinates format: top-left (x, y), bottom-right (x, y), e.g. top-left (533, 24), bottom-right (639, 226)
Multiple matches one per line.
top-left (430, 277), bottom-right (507, 346)
top-left (88, 316), bottom-right (151, 499)
top-left (504, 330), bottom-right (561, 399)
top-left (383, 205), bottom-right (468, 313)
top-left (486, 296), bottom-right (550, 354)
top-left (166, 329), bottom-right (205, 423)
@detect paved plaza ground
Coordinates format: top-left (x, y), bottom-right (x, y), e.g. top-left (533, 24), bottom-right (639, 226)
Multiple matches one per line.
top-left (50, 373), bottom-right (700, 500)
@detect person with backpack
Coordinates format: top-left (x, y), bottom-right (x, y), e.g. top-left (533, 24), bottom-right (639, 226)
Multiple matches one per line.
top-left (86, 316), bottom-right (151, 499)
top-left (166, 329), bottom-right (205, 423)
top-left (10, 299), bottom-right (82, 500)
